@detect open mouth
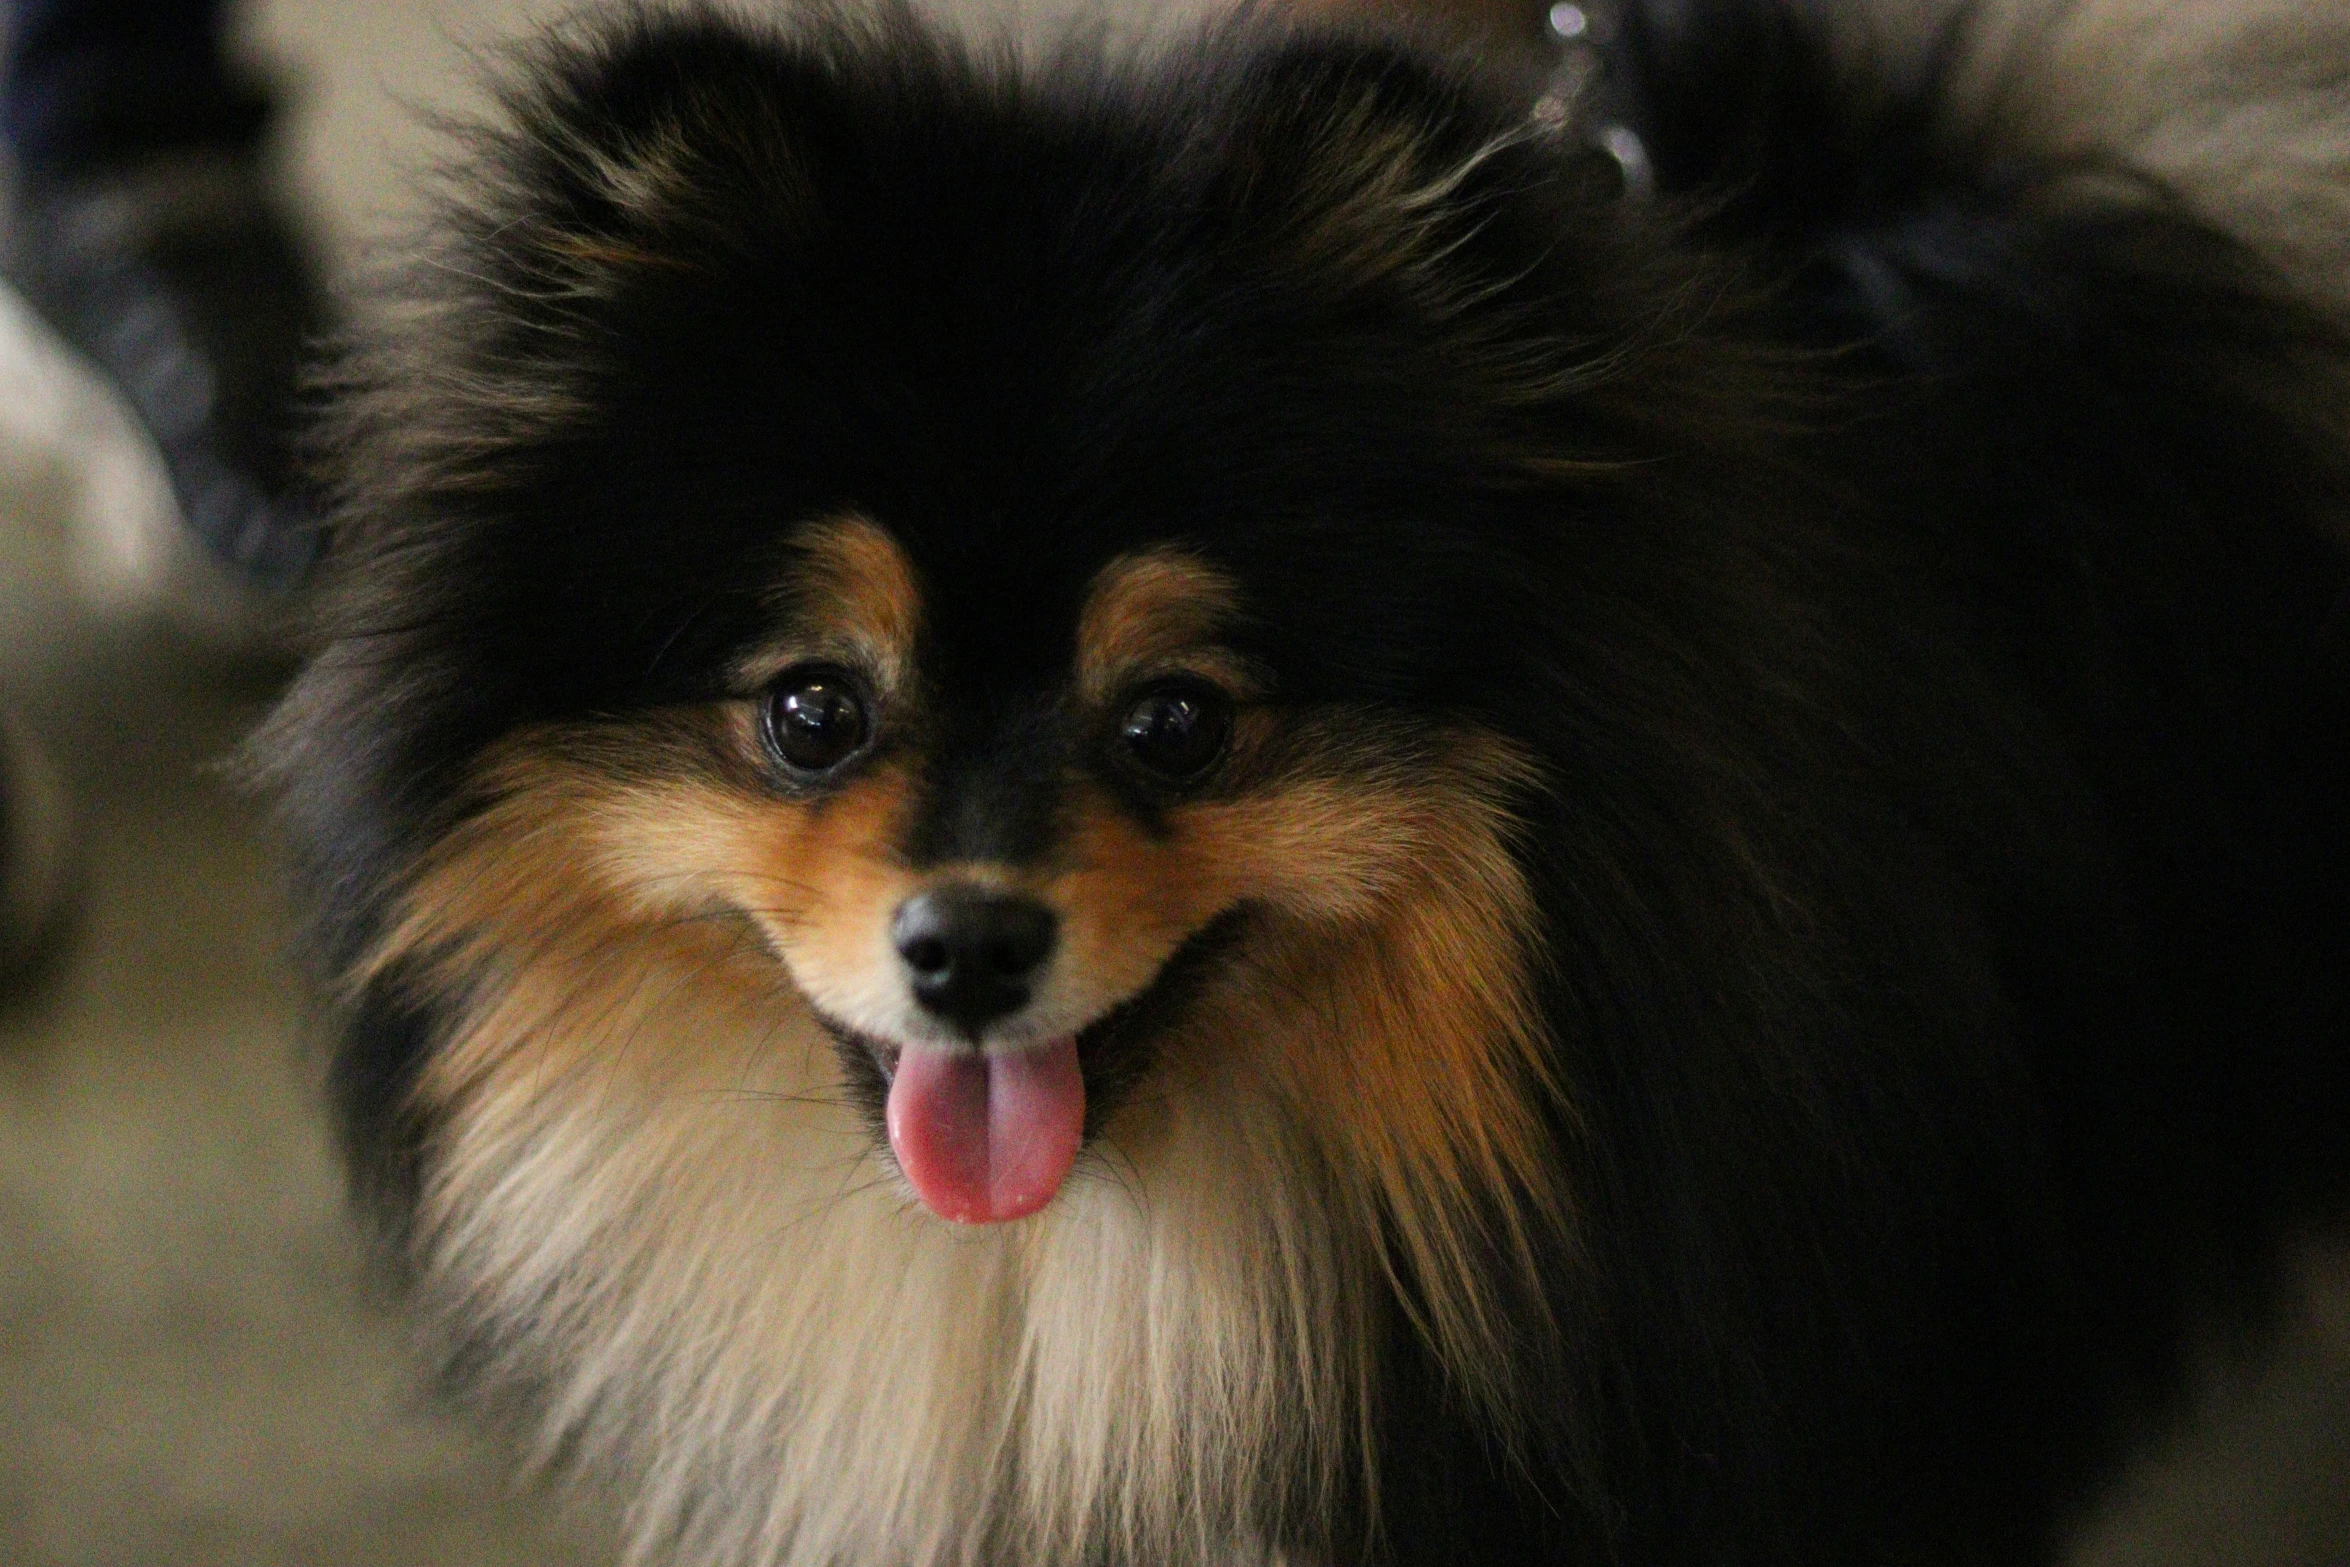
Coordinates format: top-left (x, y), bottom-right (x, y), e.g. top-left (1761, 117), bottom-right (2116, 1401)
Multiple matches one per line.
top-left (816, 909), bottom-right (1249, 1224)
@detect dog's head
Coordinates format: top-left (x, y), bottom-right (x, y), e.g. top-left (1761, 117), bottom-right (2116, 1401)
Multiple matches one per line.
top-left (265, 12), bottom-right (1802, 1559)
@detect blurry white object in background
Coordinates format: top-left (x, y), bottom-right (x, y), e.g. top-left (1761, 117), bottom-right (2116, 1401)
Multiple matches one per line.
top-left (0, 278), bottom-right (286, 653)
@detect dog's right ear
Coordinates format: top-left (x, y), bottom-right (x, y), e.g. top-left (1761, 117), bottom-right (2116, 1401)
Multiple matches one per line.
top-left (1178, 28), bottom-right (1610, 325)
top-left (463, 7), bottom-right (978, 309)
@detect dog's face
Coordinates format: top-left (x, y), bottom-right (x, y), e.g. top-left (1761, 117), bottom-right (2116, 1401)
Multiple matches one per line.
top-left (383, 496), bottom-right (1552, 1229)
top-left (269, 15), bottom-right (1787, 1562)
top-left (704, 517), bottom-right (1456, 1227)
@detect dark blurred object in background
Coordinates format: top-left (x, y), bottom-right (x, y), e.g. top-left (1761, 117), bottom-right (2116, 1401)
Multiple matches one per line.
top-left (0, 0), bottom-right (332, 990)
top-left (3, 0), bottom-right (328, 607)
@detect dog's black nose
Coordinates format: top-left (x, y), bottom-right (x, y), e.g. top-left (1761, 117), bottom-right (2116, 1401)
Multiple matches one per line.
top-left (891, 887), bottom-right (1057, 1033)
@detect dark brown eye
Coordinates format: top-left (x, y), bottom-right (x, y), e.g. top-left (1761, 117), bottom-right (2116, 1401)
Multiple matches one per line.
top-left (1118, 682), bottom-right (1232, 784)
top-left (762, 666), bottom-right (872, 778)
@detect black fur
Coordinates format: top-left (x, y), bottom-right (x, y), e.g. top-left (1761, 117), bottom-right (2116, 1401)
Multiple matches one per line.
top-left (265, 2), bottom-right (2350, 1560)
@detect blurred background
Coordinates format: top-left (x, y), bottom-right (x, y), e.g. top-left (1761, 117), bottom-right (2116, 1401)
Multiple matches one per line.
top-left (0, 2), bottom-right (2342, 1564)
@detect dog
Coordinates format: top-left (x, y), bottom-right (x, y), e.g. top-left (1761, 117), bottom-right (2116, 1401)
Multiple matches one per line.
top-left (260, 1), bottom-right (2350, 1561)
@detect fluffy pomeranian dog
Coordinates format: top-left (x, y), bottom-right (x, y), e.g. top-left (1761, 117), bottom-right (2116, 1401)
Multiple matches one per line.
top-left (261, 0), bottom-right (2350, 1561)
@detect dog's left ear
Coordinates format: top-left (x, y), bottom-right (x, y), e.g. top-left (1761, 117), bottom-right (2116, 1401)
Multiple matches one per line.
top-left (1182, 29), bottom-right (1606, 311)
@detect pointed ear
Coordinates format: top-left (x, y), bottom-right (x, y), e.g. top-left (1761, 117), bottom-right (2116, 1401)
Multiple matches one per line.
top-left (1187, 30), bottom-right (1587, 304)
top-left (1198, 30), bottom-right (1494, 194)
top-left (472, 6), bottom-right (980, 295)
top-left (479, 13), bottom-right (838, 280)
top-left (334, 13), bottom-right (902, 490)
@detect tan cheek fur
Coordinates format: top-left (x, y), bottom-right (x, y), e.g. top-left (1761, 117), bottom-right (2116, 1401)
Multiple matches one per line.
top-left (1161, 732), bottom-right (1565, 1419)
top-left (371, 710), bottom-right (1559, 1567)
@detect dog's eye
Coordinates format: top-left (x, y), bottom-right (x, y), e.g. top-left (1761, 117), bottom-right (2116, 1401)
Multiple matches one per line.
top-left (761, 666), bottom-right (872, 777)
top-left (1118, 682), bottom-right (1231, 784)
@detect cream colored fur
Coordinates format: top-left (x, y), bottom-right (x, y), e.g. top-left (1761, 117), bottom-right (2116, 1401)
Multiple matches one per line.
top-left (418, 907), bottom-right (1370, 1567)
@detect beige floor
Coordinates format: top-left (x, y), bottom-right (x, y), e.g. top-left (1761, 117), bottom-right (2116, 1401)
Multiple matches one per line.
top-left (0, 2), bottom-right (2345, 1563)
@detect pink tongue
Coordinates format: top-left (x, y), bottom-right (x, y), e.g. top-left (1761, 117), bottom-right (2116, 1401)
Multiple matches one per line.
top-left (885, 1038), bottom-right (1085, 1223)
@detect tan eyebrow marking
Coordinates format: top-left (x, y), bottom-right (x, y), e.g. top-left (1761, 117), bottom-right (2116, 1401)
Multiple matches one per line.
top-left (746, 513), bottom-right (924, 692)
top-left (1074, 550), bottom-right (1251, 702)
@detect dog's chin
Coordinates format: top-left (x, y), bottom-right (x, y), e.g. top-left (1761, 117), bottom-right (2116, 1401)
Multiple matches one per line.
top-left (812, 907), bottom-right (1252, 1220)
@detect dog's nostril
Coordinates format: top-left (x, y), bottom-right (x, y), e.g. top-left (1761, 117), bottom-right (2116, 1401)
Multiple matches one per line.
top-left (890, 887), bottom-right (1058, 1031)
